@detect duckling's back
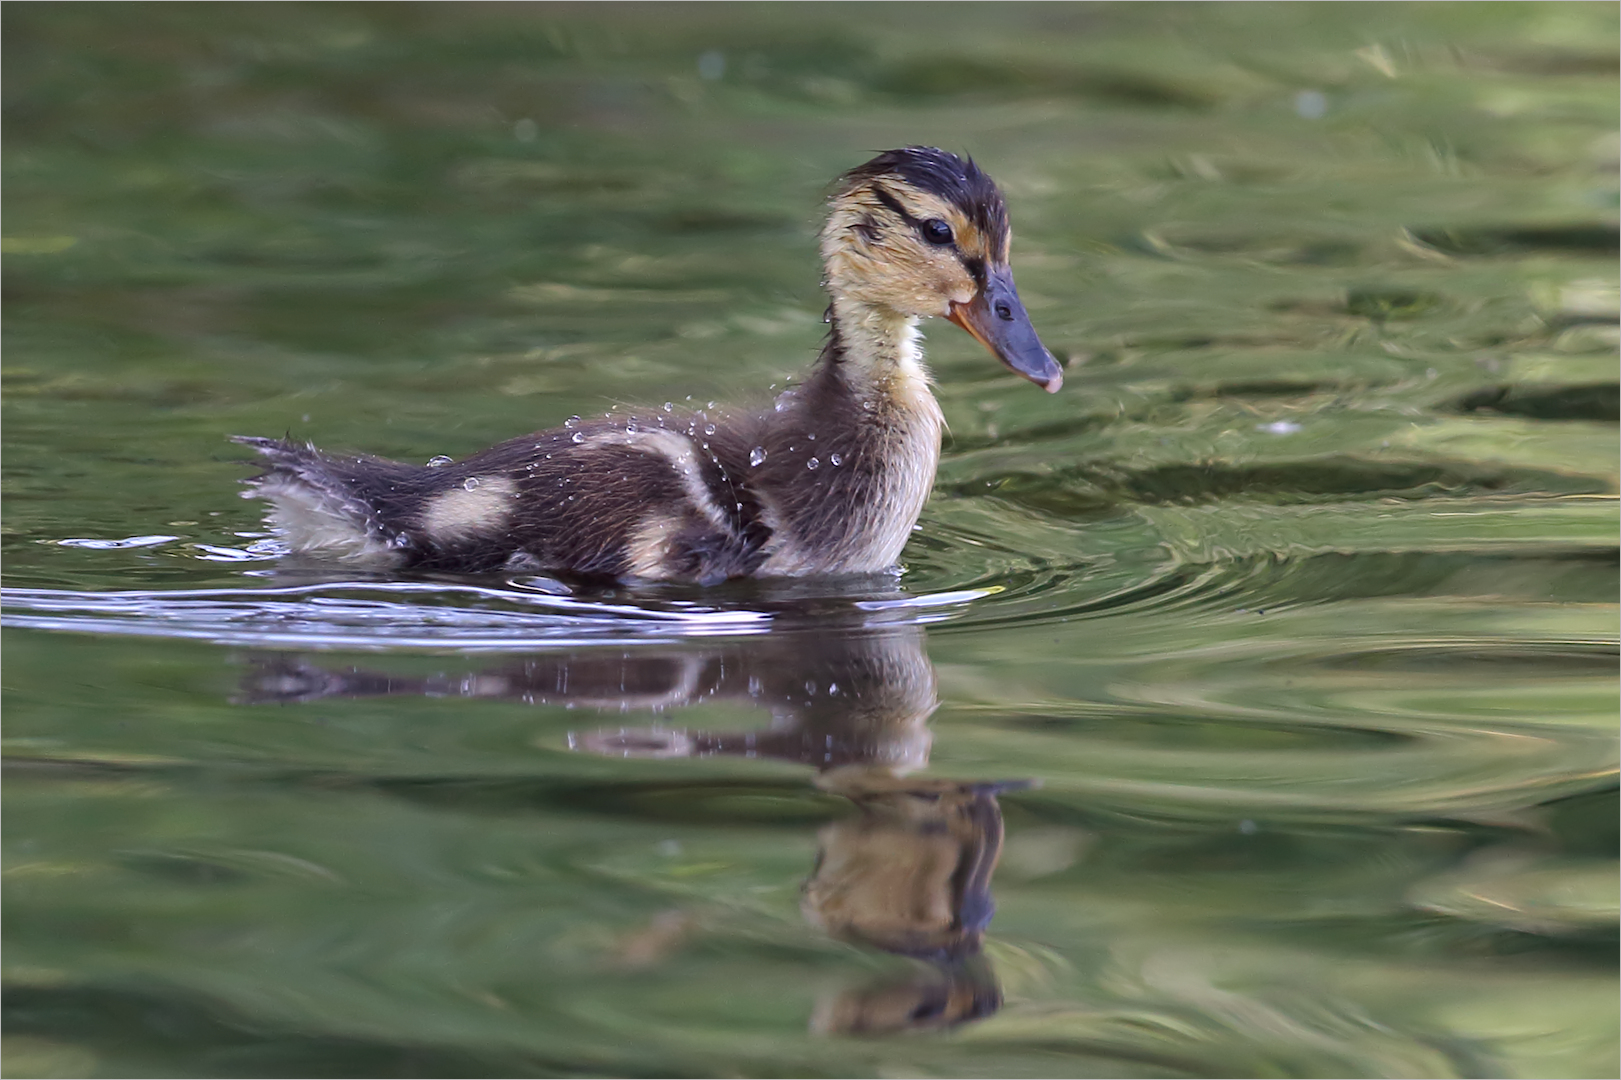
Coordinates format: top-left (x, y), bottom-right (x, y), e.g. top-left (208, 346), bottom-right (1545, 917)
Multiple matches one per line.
top-left (236, 419), bottom-right (773, 582)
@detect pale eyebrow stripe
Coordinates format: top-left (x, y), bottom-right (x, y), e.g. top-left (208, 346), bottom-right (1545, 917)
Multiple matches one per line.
top-left (870, 184), bottom-right (925, 230)
top-left (871, 183), bottom-right (985, 283)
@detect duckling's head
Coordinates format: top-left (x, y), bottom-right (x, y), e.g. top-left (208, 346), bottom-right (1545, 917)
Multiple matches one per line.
top-left (822, 147), bottom-right (1062, 392)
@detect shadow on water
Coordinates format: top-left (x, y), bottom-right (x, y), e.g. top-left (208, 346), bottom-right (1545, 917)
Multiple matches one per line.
top-left (238, 622), bottom-right (1020, 1037)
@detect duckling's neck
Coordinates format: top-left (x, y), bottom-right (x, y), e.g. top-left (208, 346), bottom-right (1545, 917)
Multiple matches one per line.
top-left (822, 296), bottom-right (935, 410)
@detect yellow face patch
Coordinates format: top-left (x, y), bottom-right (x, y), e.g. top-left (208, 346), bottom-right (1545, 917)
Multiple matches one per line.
top-left (820, 178), bottom-right (1006, 318)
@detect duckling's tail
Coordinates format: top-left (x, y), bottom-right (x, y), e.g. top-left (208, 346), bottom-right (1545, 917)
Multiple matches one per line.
top-left (232, 435), bottom-right (406, 565)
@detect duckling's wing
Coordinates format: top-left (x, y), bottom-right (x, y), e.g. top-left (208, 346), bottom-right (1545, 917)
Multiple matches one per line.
top-left (461, 422), bottom-right (774, 582)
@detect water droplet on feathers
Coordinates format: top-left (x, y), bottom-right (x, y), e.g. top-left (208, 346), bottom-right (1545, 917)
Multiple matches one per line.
top-left (829, 453), bottom-right (842, 466)
top-left (749, 447), bottom-right (766, 467)
top-left (704, 423), bottom-right (716, 435)
top-left (571, 432), bottom-right (585, 444)
top-left (806, 457), bottom-right (820, 470)
top-left (463, 477), bottom-right (481, 491)
top-left (426, 455), bottom-right (453, 467)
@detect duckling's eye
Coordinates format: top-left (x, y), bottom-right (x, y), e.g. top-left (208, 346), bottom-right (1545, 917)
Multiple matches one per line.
top-left (921, 219), bottom-right (954, 246)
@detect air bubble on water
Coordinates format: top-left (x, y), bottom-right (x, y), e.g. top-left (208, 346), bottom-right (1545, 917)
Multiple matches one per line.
top-left (463, 477), bottom-right (481, 491)
top-left (806, 457), bottom-right (820, 470)
top-left (829, 453), bottom-right (842, 466)
top-left (426, 455), bottom-right (453, 468)
top-left (749, 447), bottom-right (766, 467)
top-left (571, 431), bottom-right (586, 444)
top-left (1294, 90), bottom-right (1328, 120)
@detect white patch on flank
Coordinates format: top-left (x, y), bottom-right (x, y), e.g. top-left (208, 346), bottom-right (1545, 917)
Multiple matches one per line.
top-left (254, 476), bottom-right (400, 566)
top-left (586, 428), bottom-right (730, 533)
top-left (421, 477), bottom-right (516, 541)
top-left (624, 510), bottom-right (687, 580)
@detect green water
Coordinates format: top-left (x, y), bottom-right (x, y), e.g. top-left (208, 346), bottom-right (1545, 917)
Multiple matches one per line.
top-left (3, 4), bottom-right (1618, 1076)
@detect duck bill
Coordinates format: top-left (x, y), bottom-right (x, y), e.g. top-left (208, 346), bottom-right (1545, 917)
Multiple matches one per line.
top-left (946, 267), bottom-right (1063, 393)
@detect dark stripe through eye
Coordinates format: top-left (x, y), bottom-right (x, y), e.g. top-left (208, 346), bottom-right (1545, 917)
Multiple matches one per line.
top-left (871, 185), bottom-right (959, 250)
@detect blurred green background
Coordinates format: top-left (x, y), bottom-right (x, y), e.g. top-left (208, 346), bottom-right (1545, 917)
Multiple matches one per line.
top-left (4, 3), bottom-right (1617, 1077)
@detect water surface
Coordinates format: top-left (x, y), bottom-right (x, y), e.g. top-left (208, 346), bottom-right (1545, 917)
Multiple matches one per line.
top-left (4, 4), bottom-right (1617, 1077)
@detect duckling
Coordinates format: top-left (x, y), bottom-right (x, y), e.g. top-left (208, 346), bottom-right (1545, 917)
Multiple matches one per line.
top-left (236, 147), bottom-right (1061, 582)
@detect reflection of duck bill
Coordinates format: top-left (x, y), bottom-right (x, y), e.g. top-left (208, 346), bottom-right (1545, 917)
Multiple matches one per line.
top-left (802, 784), bottom-right (1008, 962)
top-left (810, 954), bottom-right (1001, 1036)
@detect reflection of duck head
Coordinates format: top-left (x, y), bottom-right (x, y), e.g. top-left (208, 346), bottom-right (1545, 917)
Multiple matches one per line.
top-left (801, 777), bottom-right (1021, 962)
top-left (810, 952), bottom-right (1001, 1036)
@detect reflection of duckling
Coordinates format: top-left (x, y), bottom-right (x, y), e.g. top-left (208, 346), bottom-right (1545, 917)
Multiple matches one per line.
top-left (236, 147), bottom-right (1061, 581)
top-left (238, 623), bottom-right (1026, 1036)
top-left (243, 627), bottom-right (939, 772)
